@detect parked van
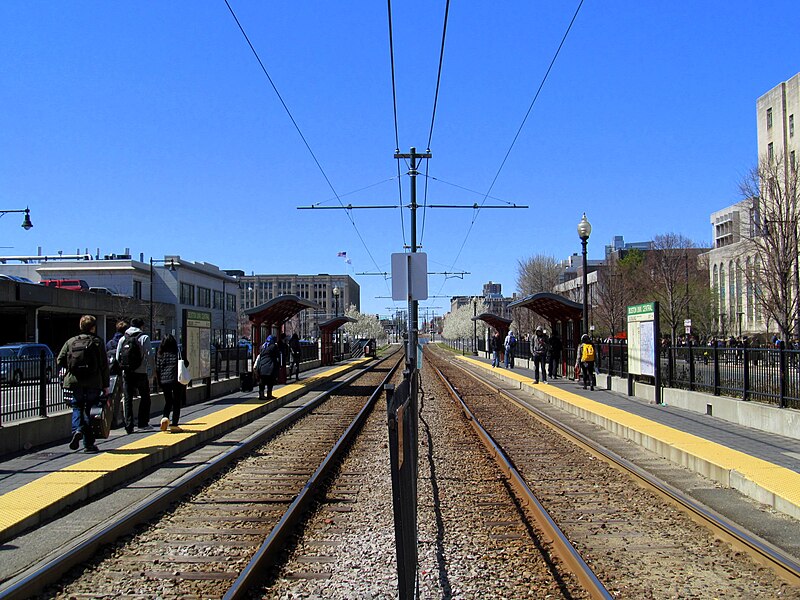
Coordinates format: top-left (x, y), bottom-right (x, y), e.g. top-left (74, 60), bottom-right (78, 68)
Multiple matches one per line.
top-left (40, 279), bottom-right (89, 291)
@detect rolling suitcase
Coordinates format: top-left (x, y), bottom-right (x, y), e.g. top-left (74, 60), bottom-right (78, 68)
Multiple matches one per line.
top-left (240, 372), bottom-right (254, 392)
top-left (90, 394), bottom-right (114, 439)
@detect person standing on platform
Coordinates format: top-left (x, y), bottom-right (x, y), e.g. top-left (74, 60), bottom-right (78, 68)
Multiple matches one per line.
top-left (531, 326), bottom-right (549, 384)
top-left (504, 331), bottom-right (516, 368)
top-left (548, 331), bottom-right (562, 379)
top-left (255, 335), bottom-right (280, 400)
top-left (491, 331), bottom-right (503, 368)
top-left (58, 315), bottom-right (110, 453)
top-left (117, 317), bottom-right (153, 433)
top-left (288, 333), bottom-right (301, 381)
top-left (156, 334), bottom-right (186, 432)
top-left (576, 333), bottom-right (596, 391)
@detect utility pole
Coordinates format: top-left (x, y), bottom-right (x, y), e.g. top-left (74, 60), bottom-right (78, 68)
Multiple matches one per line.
top-left (395, 147), bottom-right (431, 370)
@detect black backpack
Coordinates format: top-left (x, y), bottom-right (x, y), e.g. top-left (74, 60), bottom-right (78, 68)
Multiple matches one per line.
top-left (118, 332), bottom-right (143, 371)
top-left (67, 334), bottom-right (97, 379)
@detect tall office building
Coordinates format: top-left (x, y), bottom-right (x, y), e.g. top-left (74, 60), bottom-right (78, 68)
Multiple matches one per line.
top-left (757, 72), bottom-right (799, 166)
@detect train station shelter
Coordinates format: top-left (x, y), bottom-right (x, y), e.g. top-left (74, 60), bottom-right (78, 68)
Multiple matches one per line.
top-left (319, 316), bottom-right (356, 366)
top-left (245, 295), bottom-right (319, 383)
top-left (508, 292), bottom-right (584, 348)
top-left (471, 313), bottom-right (512, 340)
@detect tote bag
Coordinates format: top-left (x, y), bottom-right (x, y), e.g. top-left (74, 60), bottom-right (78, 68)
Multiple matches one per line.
top-left (177, 359), bottom-right (191, 385)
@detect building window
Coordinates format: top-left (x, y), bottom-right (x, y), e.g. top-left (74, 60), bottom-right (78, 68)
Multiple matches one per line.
top-left (226, 293), bottom-right (237, 312)
top-left (767, 107), bottom-right (773, 129)
top-left (180, 282), bottom-right (195, 305)
top-left (213, 290), bottom-right (224, 310)
top-left (133, 280), bottom-right (143, 300)
top-left (768, 142), bottom-right (774, 163)
top-left (198, 287), bottom-right (211, 308)
top-left (790, 114), bottom-right (795, 138)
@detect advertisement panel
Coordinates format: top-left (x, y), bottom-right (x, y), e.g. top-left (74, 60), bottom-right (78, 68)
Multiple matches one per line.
top-left (183, 309), bottom-right (211, 380)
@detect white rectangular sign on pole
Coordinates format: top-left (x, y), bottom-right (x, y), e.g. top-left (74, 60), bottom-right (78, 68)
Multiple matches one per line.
top-left (391, 253), bottom-right (428, 301)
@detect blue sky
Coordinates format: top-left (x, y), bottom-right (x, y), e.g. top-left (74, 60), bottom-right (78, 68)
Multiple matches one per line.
top-left (2, 1), bottom-right (799, 319)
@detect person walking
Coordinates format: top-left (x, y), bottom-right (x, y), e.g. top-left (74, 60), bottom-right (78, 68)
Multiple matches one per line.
top-left (576, 334), bottom-right (596, 391)
top-left (531, 326), bottom-right (549, 384)
top-left (491, 331), bottom-right (503, 368)
top-left (288, 333), bottom-right (301, 381)
top-left (255, 335), bottom-right (280, 400)
top-left (504, 331), bottom-right (516, 368)
top-left (156, 334), bottom-right (186, 432)
top-left (58, 315), bottom-right (110, 453)
top-left (548, 331), bottom-right (562, 379)
top-left (117, 317), bottom-right (153, 433)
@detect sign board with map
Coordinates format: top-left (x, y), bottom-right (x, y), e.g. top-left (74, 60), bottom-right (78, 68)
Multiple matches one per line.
top-left (627, 302), bottom-right (662, 403)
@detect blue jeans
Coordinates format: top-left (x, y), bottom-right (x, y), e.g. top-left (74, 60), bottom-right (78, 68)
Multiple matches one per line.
top-left (504, 350), bottom-right (514, 368)
top-left (492, 350), bottom-right (501, 367)
top-left (70, 387), bottom-right (101, 448)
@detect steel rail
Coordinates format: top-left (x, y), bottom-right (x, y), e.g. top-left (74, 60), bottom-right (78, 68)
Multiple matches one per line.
top-left (0, 351), bottom-right (401, 600)
top-left (428, 354), bottom-right (614, 600)
top-left (223, 355), bottom-right (403, 600)
top-left (441, 348), bottom-right (800, 589)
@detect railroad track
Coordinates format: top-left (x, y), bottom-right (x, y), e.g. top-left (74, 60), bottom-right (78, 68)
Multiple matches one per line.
top-left (2, 351), bottom-right (402, 600)
top-left (426, 345), bottom-right (800, 598)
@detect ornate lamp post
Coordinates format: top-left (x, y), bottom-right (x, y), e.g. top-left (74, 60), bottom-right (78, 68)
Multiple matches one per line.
top-left (577, 213), bottom-right (592, 336)
top-left (333, 286), bottom-right (340, 317)
top-left (473, 297), bottom-right (478, 355)
top-left (0, 207), bottom-right (33, 230)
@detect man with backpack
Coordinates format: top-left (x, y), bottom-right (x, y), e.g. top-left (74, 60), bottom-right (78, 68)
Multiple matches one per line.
top-left (575, 333), bottom-right (596, 391)
top-left (254, 335), bottom-right (280, 400)
top-left (57, 315), bottom-right (110, 453)
top-left (116, 317), bottom-right (153, 433)
top-left (531, 326), bottom-right (549, 384)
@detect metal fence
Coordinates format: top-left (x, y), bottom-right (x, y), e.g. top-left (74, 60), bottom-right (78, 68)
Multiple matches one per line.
top-left (0, 352), bottom-right (65, 425)
top-left (440, 339), bottom-right (800, 410)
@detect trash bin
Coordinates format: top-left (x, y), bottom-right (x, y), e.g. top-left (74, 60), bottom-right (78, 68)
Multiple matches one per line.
top-left (240, 372), bottom-right (254, 392)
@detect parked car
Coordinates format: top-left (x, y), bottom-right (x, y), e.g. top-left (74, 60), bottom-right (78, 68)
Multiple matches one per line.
top-left (0, 274), bottom-right (34, 283)
top-left (0, 343), bottom-right (55, 385)
top-left (40, 279), bottom-right (89, 292)
top-left (88, 287), bottom-right (114, 295)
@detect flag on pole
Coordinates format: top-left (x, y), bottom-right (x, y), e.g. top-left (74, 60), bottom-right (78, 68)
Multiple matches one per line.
top-left (337, 251), bottom-right (347, 258)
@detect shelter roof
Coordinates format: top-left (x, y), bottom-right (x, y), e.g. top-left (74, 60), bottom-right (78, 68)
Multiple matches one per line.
top-left (508, 292), bottom-right (583, 322)
top-left (319, 316), bottom-right (357, 332)
top-left (245, 295), bottom-right (319, 325)
top-left (471, 312), bottom-right (512, 332)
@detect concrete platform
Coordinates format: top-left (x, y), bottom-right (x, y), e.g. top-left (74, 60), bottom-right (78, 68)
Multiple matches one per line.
top-left (0, 359), bottom-right (370, 543)
top-left (453, 354), bottom-right (800, 520)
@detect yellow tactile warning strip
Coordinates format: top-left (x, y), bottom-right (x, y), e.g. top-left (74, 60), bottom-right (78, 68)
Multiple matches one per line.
top-left (0, 359), bottom-right (370, 539)
top-left (455, 355), bottom-right (800, 513)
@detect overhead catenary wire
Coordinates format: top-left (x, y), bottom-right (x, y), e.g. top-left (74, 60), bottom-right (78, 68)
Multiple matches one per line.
top-left (437, 0), bottom-right (585, 296)
top-left (421, 0), bottom-right (451, 247)
top-left (387, 0), bottom-right (407, 248)
top-left (222, 0), bottom-right (388, 282)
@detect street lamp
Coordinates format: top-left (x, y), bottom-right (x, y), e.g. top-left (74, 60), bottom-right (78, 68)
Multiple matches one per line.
top-left (473, 297), bottom-right (478, 355)
top-left (332, 286), bottom-right (340, 317)
top-left (150, 257), bottom-right (176, 339)
top-left (0, 207), bottom-right (33, 230)
top-left (577, 212), bottom-right (592, 336)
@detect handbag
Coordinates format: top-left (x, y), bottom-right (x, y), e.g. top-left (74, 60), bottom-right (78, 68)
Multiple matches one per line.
top-left (177, 359), bottom-right (191, 385)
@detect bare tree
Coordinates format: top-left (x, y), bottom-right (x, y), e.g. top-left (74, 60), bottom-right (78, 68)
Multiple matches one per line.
top-left (516, 254), bottom-right (561, 295)
top-left (741, 153), bottom-right (800, 340)
top-left (593, 259), bottom-right (630, 338)
top-left (644, 233), bottom-right (703, 344)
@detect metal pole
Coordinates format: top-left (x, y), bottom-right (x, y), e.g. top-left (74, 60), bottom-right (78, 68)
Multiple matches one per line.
top-left (473, 298), bottom-right (478, 355)
top-left (222, 279), bottom-right (226, 348)
top-left (149, 257), bottom-right (154, 337)
top-left (409, 147), bottom-right (419, 370)
top-left (581, 238), bottom-right (589, 335)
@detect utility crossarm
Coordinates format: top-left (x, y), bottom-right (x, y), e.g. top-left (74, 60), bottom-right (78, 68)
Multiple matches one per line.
top-left (298, 203), bottom-right (526, 210)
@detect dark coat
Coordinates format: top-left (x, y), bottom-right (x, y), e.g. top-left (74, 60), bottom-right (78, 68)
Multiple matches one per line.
top-left (257, 341), bottom-right (280, 379)
top-left (156, 350), bottom-right (179, 385)
top-left (58, 333), bottom-right (110, 390)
